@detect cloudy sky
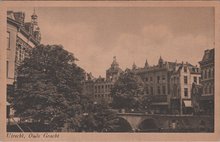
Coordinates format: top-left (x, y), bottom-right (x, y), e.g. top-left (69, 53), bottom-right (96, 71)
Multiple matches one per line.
top-left (9, 7), bottom-right (214, 77)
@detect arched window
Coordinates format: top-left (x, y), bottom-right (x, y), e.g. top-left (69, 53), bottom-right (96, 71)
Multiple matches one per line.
top-left (212, 68), bottom-right (214, 78)
top-left (204, 86), bottom-right (207, 94)
top-left (201, 71), bottom-right (203, 79)
top-left (204, 70), bottom-right (207, 79)
top-left (209, 85), bottom-right (212, 94)
top-left (208, 69), bottom-right (211, 78)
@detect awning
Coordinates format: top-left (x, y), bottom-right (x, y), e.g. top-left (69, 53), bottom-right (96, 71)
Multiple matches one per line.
top-left (183, 100), bottom-right (192, 107)
top-left (6, 102), bottom-right (10, 105)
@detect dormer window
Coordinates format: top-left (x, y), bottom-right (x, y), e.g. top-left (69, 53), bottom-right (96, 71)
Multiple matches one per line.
top-left (184, 66), bottom-right (187, 72)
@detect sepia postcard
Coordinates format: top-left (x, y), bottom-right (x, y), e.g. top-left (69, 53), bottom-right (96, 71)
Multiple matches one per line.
top-left (0, 1), bottom-right (220, 141)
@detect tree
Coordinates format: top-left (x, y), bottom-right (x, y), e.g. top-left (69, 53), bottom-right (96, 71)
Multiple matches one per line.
top-left (13, 44), bottom-right (86, 131)
top-left (111, 69), bottom-right (145, 111)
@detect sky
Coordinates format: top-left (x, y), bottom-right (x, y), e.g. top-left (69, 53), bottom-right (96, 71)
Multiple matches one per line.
top-left (8, 7), bottom-right (214, 77)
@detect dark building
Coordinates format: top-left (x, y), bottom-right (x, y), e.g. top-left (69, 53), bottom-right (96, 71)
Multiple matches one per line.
top-left (170, 62), bottom-right (201, 115)
top-left (133, 57), bottom-right (201, 114)
top-left (199, 48), bottom-right (214, 115)
top-left (106, 56), bottom-right (123, 83)
top-left (133, 57), bottom-right (176, 114)
top-left (7, 10), bottom-right (41, 122)
top-left (83, 57), bottom-right (122, 103)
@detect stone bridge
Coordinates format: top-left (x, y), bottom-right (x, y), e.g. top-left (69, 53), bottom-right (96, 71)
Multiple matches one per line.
top-left (116, 113), bottom-right (214, 132)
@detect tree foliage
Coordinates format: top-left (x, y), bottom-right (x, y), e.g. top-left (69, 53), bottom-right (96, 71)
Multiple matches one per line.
top-left (111, 69), bottom-right (145, 111)
top-left (13, 44), bottom-right (86, 131)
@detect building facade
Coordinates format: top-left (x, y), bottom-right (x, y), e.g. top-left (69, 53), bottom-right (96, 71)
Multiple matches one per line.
top-left (7, 10), bottom-right (41, 86)
top-left (83, 57), bottom-right (122, 103)
top-left (133, 57), bottom-right (176, 114)
top-left (106, 56), bottom-right (123, 83)
top-left (170, 62), bottom-right (201, 115)
top-left (199, 48), bottom-right (214, 115)
top-left (7, 10), bottom-right (41, 118)
top-left (133, 57), bottom-right (201, 114)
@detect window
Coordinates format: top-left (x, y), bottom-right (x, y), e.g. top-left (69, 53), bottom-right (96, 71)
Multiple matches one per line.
top-left (150, 77), bottom-right (153, 82)
top-left (94, 86), bottom-right (96, 93)
top-left (150, 87), bottom-right (154, 95)
top-left (157, 76), bottom-right (160, 83)
top-left (145, 77), bottom-right (148, 82)
top-left (201, 71), bottom-right (204, 79)
top-left (208, 69), bottom-right (211, 78)
top-left (162, 75), bottom-right (165, 81)
top-left (7, 32), bottom-right (10, 49)
top-left (146, 86), bottom-right (149, 94)
top-left (98, 86), bottom-right (100, 93)
top-left (204, 86), bottom-right (207, 94)
top-left (162, 86), bottom-right (166, 94)
top-left (199, 77), bottom-right (201, 84)
top-left (193, 77), bottom-right (197, 84)
top-left (204, 70), bottom-right (207, 79)
top-left (6, 61), bottom-right (9, 78)
top-left (184, 88), bottom-right (188, 97)
top-left (157, 86), bottom-right (160, 95)
top-left (212, 68), bottom-right (214, 78)
top-left (184, 76), bottom-right (188, 84)
top-left (209, 86), bottom-right (212, 94)
top-left (184, 66), bottom-right (187, 72)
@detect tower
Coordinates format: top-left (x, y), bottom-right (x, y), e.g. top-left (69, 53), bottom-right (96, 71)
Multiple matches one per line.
top-left (31, 9), bottom-right (38, 31)
top-left (158, 56), bottom-right (164, 67)
top-left (144, 59), bottom-right (149, 68)
top-left (31, 9), bottom-right (41, 42)
top-left (132, 62), bottom-right (137, 70)
top-left (106, 56), bottom-right (122, 82)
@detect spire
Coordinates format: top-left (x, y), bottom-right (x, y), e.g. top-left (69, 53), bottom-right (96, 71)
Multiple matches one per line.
top-left (31, 8), bottom-right (41, 42)
top-left (158, 56), bottom-right (164, 67)
top-left (159, 56), bottom-right (164, 63)
top-left (31, 8), bottom-right (38, 21)
top-left (113, 56), bottom-right (116, 62)
top-left (132, 62), bottom-right (137, 70)
top-left (145, 59), bottom-right (149, 68)
top-left (111, 56), bottom-right (119, 69)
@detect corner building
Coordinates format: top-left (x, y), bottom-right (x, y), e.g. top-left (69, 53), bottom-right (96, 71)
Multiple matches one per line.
top-left (7, 10), bottom-right (41, 118)
top-left (133, 57), bottom-right (200, 114)
top-left (170, 62), bottom-right (201, 115)
top-left (199, 48), bottom-right (214, 115)
top-left (133, 57), bottom-right (176, 114)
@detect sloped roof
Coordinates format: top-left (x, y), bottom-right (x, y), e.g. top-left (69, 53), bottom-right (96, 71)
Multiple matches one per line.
top-left (200, 48), bottom-right (214, 64)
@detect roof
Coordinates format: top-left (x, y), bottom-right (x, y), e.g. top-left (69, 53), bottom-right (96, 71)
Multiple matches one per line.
top-left (7, 11), bottom-right (41, 45)
top-left (199, 48), bottom-right (214, 65)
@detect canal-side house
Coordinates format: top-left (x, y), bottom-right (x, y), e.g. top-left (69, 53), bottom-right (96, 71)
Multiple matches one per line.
top-left (7, 10), bottom-right (41, 122)
top-left (170, 62), bottom-right (201, 115)
top-left (133, 57), bottom-right (176, 114)
top-left (199, 48), bottom-right (214, 115)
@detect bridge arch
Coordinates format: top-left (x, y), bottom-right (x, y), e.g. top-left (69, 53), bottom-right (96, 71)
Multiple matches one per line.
top-left (138, 118), bottom-right (159, 132)
top-left (113, 117), bottom-right (133, 132)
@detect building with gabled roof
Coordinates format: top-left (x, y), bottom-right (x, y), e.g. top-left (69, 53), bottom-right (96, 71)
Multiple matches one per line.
top-left (7, 10), bottom-right (41, 120)
top-left (199, 48), bottom-right (214, 115)
top-left (170, 62), bottom-right (201, 115)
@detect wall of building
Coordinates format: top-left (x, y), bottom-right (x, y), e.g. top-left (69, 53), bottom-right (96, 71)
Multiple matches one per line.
top-left (7, 24), bottom-right (17, 85)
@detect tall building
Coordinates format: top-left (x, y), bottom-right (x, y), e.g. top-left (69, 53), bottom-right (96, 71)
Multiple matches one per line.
top-left (170, 62), bottom-right (201, 115)
top-left (133, 57), bottom-right (201, 114)
top-left (106, 56), bottom-right (123, 83)
top-left (199, 48), bottom-right (214, 115)
top-left (133, 57), bottom-right (176, 114)
top-left (7, 10), bottom-right (41, 117)
top-left (7, 10), bottom-right (41, 86)
top-left (83, 57), bottom-right (122, 103)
